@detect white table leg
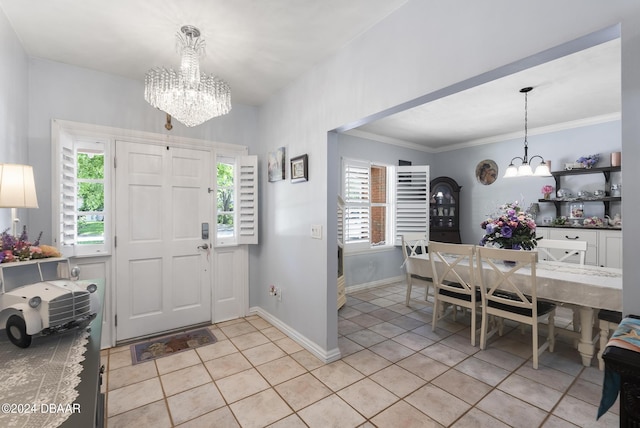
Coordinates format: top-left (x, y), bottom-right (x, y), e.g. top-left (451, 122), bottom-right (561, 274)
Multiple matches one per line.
top-left (577, 307), bottom-right (595, 366)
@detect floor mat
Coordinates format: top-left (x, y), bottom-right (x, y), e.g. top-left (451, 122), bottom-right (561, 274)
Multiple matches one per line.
top-left (130, 328), bottom-right (216, 364)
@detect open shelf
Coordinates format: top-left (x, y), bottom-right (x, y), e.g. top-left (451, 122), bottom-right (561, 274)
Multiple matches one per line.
top-left (537, 165), bottom-right (621, 218)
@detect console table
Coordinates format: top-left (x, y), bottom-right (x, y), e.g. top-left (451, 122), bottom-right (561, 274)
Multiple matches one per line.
top-left (0, 279), bottom-right (104, 428)
top-left (60, 279), bottom-right (104, 428)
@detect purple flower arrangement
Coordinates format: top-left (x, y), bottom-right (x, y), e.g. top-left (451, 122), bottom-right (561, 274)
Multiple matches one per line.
top-left (479, 202), bottom-right (538, 250)
top-left (0, 226), bottom-right (49, 263)
top-left (576, 154), bottom-right (599, 168)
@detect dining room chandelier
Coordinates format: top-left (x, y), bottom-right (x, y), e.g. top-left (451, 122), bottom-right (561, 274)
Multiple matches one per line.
top-left (503, 87), bottom-right (551, 178)
top-left (144, 25), bottom-right (231, 127)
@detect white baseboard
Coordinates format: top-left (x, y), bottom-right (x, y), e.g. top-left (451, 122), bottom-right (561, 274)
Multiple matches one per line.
top-left (249, 306), bottom-right (341, 364)
top-left (345, 275), bottom-right (405, 294)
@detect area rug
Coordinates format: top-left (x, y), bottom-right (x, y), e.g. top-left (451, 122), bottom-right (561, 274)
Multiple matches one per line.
top-left (130, 328), bottom-right (216, 364)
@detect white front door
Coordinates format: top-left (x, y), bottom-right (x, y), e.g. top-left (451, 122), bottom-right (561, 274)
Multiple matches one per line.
top-left (115, 141), bottom-right (212, 341)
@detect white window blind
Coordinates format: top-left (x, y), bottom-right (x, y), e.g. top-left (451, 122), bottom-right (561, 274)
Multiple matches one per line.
top-left (395, 165), bottom-right (430, 245)
top-left (56, 135), bottom-right (110, 257)
top-left (59, 131), bottom-right (76, 254)
top-left (337, 195), bottom-right (345, 247)
top-left (237, 155), bottom-right (258, 245)
top-left (343, 159), bottom-right (371, 244)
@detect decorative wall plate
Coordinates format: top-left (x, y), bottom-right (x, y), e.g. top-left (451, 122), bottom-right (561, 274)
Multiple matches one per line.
top-left (476, 159), bottom-right (498, 185)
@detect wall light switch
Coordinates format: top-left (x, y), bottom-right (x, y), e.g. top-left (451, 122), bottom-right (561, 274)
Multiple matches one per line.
top-left (311, 224), bottom-right (322, 239)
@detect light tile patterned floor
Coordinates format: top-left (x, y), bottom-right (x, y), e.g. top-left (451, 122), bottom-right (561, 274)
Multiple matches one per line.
top-left (103, 282), bottom-right (619, 427)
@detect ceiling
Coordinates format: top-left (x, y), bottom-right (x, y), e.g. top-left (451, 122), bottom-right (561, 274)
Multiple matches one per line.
top-left (349, 38), bottom-right (621, 152)
top-left (0, 1), bottom-right (620, 150)
top-left (0, 0), bottom-right (408, 106)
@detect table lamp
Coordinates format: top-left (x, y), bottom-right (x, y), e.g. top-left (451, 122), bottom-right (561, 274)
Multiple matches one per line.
top-left (0, 163), bottom-right (39, 236)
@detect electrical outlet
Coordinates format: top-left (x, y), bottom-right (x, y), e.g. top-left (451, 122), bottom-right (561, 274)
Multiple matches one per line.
top-left (276, 287), bottom-right (282, 301)
top-left (311, 224), bottom-right (322, 239)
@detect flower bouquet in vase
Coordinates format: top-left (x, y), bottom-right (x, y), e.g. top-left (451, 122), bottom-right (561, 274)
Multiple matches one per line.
top-left (1, 226), bottom-right (61, 263)
top-left (480, 202), bottom-right (539, 264)
top-left (541, 185), bottom-right (554, 200)
top-left (576, 154), bottom-right (599, 169)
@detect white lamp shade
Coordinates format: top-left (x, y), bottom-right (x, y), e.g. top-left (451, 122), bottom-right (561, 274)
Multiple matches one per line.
top-left (503, 165), bottom-right (518, 178)
top-left (0, 164), bottom-right (39, 208)
top-left (517, 164), bottom-right (533, 176)
top-left (533, 163), bottom-right (552, 176)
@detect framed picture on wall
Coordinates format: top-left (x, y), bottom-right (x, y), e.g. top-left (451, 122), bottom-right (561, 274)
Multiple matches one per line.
top-left (475, 159), bottom-right (498, 185)
top-left (268, 147), bottom-right (286, 182)
top-left (290, 154), bottom-right (308, 183)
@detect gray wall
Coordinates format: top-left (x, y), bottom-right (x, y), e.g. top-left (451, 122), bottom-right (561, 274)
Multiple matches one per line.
top-left (0, 8), bottom-right (29, 228)
top-left (430, 120), bottom-right (621, 245)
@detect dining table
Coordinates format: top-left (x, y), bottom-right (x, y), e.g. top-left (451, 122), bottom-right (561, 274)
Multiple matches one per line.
top-left (406, 253), bottom-right (623, 367)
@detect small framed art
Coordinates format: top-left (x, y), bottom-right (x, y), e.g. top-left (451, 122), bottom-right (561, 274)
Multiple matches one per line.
top-left (268, 147), bottom-right (286, 182)
top-left (475, 159), bottom-right (498, 185)
top-left (290, 154), bottom-right (308, 183)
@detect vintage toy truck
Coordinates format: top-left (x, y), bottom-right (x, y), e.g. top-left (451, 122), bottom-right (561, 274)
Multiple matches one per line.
top-left (0, 258), bottom-right (99, 348)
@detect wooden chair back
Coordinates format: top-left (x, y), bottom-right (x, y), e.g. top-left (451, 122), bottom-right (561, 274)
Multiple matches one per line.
top-left (536, 239), bottom-right (587, 264)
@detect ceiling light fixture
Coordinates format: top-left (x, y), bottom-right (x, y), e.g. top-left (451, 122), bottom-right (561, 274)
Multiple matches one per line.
top-left (503, 87), bottom-right (551, 178)
top-left (144, 25), bottom-right (231, 127)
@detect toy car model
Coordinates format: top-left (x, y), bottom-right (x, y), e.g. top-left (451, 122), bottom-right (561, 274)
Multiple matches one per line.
top-left (0, 257), bottom-right (99, 348)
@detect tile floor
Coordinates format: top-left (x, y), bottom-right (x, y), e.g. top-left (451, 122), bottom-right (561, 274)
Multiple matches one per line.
top-left (103, 281), bottom-right (619, 427)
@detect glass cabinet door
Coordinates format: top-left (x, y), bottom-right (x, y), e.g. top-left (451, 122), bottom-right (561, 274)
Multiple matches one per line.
top-left (429, 176), bottom-right (462, 244)
top-left (430, 183), bottom-right (457, 228)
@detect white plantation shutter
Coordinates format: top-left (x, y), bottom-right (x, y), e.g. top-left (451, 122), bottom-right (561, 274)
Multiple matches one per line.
top-left (395, 165), bottom-right (429, 245)
top-left (237, 155), bottom-right (258, 244)
top-left (343, 159), bottom-right (370, 244)
top-left (337, 195), bottom-right (345, 246)
top-left (59, 131), bottom-right (77, 257)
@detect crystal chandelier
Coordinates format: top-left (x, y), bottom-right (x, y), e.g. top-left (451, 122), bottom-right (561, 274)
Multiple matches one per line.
top-left (144, 25), bottom-right (231, 127)
top-left (503, 87), bottom-right (551, 178)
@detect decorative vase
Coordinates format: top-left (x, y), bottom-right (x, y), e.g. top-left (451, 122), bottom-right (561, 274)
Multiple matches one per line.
top-left (544, 193), bottom-right (551, 200)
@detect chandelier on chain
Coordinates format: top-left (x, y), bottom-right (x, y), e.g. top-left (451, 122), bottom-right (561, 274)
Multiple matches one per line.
top-left (144, 25), bottom-right (231, 127)
top-left (503, 87), bottom-right (551, 178)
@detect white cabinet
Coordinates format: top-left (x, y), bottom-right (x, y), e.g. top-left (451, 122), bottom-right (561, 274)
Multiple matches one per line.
top-left (536, 227), bottom-right (621, 267)
top-left (598, 229), bottom-right (622, 268)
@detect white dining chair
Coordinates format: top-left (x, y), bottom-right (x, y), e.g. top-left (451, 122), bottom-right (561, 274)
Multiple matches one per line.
top-left (429, 241), bottom-right (481, 346)
top-left (536, 239), bottom-right (587, 334)
top-left (477, 246), bottom-right (556, 369)
top-left (536, 239), bottom-right (587, 264)
top-left (401, 233), bottom-right (431, 306)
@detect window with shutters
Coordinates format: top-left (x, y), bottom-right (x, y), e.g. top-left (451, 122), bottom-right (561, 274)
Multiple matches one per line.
top-left (343, 158), bottom-right (393, 251)
top-left (58, 136), bottom-right (111, 257)
top-left (342, 157), bottom-right (429, 252)
top-left (215, 154), bottom-right (258, 247)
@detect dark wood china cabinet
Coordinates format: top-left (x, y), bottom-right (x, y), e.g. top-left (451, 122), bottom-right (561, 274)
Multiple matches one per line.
top-left (429, 176), bottom-right (462, 244)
